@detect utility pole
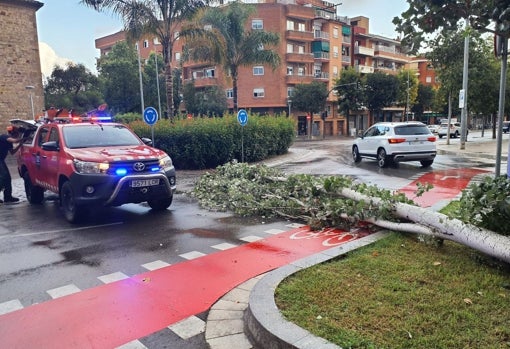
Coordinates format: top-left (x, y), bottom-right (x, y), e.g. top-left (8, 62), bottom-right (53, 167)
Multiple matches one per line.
top-left (459, 21), bottom-right (469, 150)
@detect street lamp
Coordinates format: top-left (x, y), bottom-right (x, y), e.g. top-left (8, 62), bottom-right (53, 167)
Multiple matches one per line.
top-left (25, 85), bottom-right (35, 119)
top-left (406, 69), bottom-right (410, 122)
top-left (287, 98), bottom-right (292, 116)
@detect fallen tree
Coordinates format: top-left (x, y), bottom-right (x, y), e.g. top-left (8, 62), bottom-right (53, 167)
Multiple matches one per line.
top-left (193, 162), bottom-right (510, 264)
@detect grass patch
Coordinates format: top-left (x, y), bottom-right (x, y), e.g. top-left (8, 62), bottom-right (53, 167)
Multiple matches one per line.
top-left (275, 232), bottom-right (510, 348)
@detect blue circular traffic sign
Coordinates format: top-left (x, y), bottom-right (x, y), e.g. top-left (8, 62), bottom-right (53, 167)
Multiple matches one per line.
top-left (237, 109), bottom-right (248, 127)
top-left (143, 107), bottom-right (158, 126)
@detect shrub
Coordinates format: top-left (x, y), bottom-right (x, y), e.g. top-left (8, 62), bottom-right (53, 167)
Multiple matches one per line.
top-left (454, 175), bottom-right (510, 235)
top-left (128, 113), bottom-right (295, 170)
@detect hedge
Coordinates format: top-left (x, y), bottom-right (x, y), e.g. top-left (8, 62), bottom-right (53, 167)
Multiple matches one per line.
top-left (125, 114), bottom-right (295, 170)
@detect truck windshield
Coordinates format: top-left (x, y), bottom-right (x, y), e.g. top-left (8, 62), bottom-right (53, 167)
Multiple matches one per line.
top-left (63, 124), bottom-right (142, 149)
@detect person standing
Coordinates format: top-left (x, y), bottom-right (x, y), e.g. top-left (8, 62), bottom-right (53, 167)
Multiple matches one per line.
top-left (0, 126), bottom-right (25, 203)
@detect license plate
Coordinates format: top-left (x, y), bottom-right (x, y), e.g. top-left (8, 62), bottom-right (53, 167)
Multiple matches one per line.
top-left (130, 179), bottom-right (160, 187)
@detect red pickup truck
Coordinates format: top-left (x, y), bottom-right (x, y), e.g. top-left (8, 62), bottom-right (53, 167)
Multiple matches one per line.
top-left (11, 117), bottom-right (176, 223)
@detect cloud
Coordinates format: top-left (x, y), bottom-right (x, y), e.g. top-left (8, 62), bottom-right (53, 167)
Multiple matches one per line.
top-left (38, 42), bottom-right (73, 78)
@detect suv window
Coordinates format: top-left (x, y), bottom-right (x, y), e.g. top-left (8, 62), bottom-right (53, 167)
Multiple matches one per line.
top-left (394, 124), bottom-right (430, 135)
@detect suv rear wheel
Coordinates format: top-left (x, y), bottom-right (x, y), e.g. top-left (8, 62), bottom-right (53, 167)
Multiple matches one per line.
top-left (420, 160), bottom-right (434, 167)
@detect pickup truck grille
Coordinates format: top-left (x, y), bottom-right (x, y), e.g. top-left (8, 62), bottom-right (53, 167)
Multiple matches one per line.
top-left (107, 160), bottom-right (160, 175)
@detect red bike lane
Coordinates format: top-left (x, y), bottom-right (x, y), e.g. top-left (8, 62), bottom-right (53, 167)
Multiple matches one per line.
top-left (0, 168), bottom-right (487, 348)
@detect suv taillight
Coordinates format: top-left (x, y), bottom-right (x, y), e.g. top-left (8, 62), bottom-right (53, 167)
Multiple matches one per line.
top-left (388, 138), bottom-right (406, 144)
top-left (427, 136), bottom-right (436, 142)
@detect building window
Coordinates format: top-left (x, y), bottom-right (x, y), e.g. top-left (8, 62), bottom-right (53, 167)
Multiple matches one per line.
top-left (426, 76), bottom-right (432, 83)
top-left (253, 88), bottom-right (265, 98)
top-left (298, 45), bottom-right (305, 54)
top-left (252, 19), bottom-right (263, 30)
top-left (153, 38), bottom-right (160, 45)
top-left (175, 52), bottom-right (181, 61)
top-left (298, 67), bottom-right (305, 76)
top-left (205, 68), bottom-right (215, 78)
top-left (287, 87), bottom-right (294, 98)
top-left (253, 66), bottom-right (264, 75)
top-left (298, 22), bottom-right (305, 32)
top-left (226, 89), bottom-right (233, 99)
top-left (286, 20), bottom-right (294, 31)
top-left (135, 43), bottom-right (139, 50)
top-left (287, 66), bottom-right (293, 75)
top-left (287, 43), bottom-right (293, 53)
top-left (174, 31), bottom-right (180, 39)
top-left (333, 27), bottom-right (339, 38)
top-left (333, 66), bottom-right (338, 78)
top-left (143, 40), bottom-right (149, 48)
top-left (333, 46), bottom-right (339, 58)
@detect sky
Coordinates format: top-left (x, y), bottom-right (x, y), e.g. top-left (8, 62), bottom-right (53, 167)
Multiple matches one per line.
top-left (36, 0), bottom-right (409, 77)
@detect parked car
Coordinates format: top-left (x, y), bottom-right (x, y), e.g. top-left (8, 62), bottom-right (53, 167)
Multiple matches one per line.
top-left (437, 122), bottom-right (463, 138)
top-left (352, 121), bottom-right (437, 168)
top-left (503, 121), bottom-right (510, 133)
top-left (427, 124), bottom-right (440, 134)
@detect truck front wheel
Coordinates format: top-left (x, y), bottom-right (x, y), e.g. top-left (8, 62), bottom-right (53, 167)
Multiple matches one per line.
top-left (60, 181), bottom-right (83, 223)
top-left (23, 172), bottom-right (44, 204)
top-left (147, 196), bottom-right (173, 211)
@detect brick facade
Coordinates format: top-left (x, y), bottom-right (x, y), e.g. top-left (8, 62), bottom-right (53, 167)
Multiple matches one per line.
top-left (0, 0), bottom-right (44, 126)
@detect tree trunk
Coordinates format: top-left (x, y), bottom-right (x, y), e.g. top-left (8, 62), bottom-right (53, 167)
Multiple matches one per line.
top-left (340, 188), bottom-right (510, 263)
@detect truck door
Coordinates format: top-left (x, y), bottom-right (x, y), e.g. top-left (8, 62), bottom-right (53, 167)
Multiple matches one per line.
top-left (38, 126), bottom-right (61, 192)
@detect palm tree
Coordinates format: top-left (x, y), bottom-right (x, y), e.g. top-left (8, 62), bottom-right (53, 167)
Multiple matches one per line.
top-left (183, 2), bottom-right (281, 112)
top-left (80, 0), bottom-right (214, 118)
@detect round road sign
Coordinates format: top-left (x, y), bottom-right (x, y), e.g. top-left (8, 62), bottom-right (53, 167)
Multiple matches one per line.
top-left (237, 109), bottom-right (248, 126)
top-left (143, 107), bottom-right (158, 126)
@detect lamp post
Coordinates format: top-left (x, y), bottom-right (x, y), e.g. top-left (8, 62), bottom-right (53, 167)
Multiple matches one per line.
top-left (406, 70), bottom-right (410, 122)
top-left (25, 85), bottom-right (35, 119)
top-left (287, 98), bottom-right (292, 116)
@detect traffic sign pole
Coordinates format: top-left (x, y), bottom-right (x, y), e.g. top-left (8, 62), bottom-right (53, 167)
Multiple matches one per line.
top-left (237, 109), bottom-right (248, 162)
top-left (143, 107), bottom-right (158, 146)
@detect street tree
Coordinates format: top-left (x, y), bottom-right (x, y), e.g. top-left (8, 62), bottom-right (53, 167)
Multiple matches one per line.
top-left (365, 72), bottom-right (399, 121)
top-left (97, 42), bottom-right (141, 114)
top-left (182, 1), bottom-right (281, 112)
top-left (182, 81), bottom-right (227, 117)
top-left (44, 63), bottom-right (103, 113)
top-left (412, 84), bottom-right (435, 118)
top-left (81, 0), bottom-right (214, 118)
top-left (291, 81), bottom-right (329, 119)
top-left (335, 67), bottom-right (364, 128)
top-left (393, 0), bottom-right (508, 53)
top-left (396, 69), bottom-right (419, 117)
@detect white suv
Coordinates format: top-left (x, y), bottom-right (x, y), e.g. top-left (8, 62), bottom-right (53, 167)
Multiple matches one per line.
top-left (352, 122), bottom-right (437, 168)
top-left (437, 122), bottom-right (461, 138)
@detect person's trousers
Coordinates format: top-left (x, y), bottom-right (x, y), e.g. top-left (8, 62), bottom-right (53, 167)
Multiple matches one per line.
top-left (0, 160), bottom-right (13, 199)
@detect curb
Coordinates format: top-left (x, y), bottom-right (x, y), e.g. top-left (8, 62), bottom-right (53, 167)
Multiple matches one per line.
top-left (244, 231), bottom-right (390, 349)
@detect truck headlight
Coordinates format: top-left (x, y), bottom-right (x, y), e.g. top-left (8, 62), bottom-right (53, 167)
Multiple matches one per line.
top-left (73, 159), bottom-right (109, 174)
top-left (159, 155), bottom-right (173, 170)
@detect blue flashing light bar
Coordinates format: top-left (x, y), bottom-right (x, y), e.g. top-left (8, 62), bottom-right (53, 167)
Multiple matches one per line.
top-left (115, 168), bottom-right (128, 176)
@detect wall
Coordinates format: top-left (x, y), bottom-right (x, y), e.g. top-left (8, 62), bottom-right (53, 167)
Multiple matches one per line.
top-left (0, 0), bottom-right (44, 125)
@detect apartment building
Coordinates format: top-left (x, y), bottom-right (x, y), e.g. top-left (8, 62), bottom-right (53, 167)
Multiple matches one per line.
top-left (95, 0), bottom-right (419, 137)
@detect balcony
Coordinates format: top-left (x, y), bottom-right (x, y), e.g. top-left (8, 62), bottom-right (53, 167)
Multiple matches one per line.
top-left (354, 46), bottom-right (374, 56)
top-left (183, 77), bottom-right (219, 88)
top-left (314, 72), bottom-right (329, 80)
top-left (286, 30), bottom-right (314, 42)
top-left (313, 51), bottom-right (330, 61)
top-left (354, 65), bottom-right (374, 74)
top-left (286, 5), bottom-right (315, 20)
top-left (286, 52), bottom-right (315, 63)
top-left (286, 74), bottom-right (314, 84)
top-left (314, 30), bottom-right (329, 41)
